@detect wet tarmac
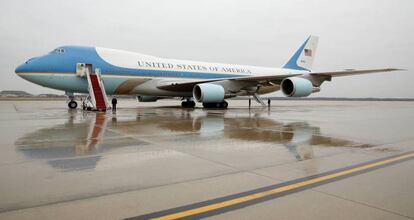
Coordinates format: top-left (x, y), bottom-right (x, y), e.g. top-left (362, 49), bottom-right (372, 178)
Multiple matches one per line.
top-left (0, 100), bottom-right (413, 219)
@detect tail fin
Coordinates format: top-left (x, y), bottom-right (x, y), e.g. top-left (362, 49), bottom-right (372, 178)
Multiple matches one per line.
top-left (283, 35), bottom-right (319, 71)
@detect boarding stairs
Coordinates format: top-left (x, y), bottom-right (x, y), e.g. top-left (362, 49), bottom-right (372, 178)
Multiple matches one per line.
top-left (77, 63), bottom-right (110, 111)
top-left (252, 93), bottom-right (267, 107)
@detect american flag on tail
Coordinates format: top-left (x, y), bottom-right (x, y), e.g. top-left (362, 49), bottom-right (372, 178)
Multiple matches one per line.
top-left (304, 49), bottom-right (312, 56)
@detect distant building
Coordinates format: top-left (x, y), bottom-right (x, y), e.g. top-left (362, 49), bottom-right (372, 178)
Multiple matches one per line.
top-left (38, 94), bottom-right (65, 98)
top-left (0, 90), bottom-right (32, 97)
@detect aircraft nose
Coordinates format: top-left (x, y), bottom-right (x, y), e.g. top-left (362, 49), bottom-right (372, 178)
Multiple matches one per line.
top-left (15, 63), bottom-right (25, 74)
top-left (16, 56), bottom-right (41, 74)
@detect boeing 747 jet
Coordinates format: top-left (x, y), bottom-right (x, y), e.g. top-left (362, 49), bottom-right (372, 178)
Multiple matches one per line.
top-left (15, 36), bottom-right (400, 109)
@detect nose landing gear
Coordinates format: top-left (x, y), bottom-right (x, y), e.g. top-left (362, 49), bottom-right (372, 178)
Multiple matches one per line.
top-left (68, 100), bottom-right (78, 109)
top-left (65, 91), bottom-right (77, 109)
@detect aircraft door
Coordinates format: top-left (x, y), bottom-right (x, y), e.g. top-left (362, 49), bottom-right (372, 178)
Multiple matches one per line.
top-left (76, 63), bottom-right (93, 77)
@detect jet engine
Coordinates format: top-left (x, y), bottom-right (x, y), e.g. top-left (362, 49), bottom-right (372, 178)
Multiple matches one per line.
top-left (193, 83), bottom-right (225, 103)
top-left (137, 96), bottom-right (159, 102)
top-left (281, 77), bottom-right (319, 97)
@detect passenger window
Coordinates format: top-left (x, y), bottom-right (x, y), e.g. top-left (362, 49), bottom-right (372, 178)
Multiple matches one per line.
top-left (51, 48), bottom-right (65, 54)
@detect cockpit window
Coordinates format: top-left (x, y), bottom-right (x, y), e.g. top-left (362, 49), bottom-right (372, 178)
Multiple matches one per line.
top-left (51, 48), bottom-right (65, 54)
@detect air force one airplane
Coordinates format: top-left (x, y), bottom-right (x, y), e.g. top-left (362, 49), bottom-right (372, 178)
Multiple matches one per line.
top-left (15, 36), bottom-right (400, 109)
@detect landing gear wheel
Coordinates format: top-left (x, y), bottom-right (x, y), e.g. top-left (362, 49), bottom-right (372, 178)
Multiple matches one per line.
top-left (68, 100), bottom-right (78, 109)
top-left (189, 101), bottom-right (195, 108)
top-left (181, 100), bottom-right (196, 108)
top-left (202, 101), bottom-right (228, 109)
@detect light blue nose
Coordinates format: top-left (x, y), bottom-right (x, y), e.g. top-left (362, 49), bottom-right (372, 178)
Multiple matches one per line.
top-left (15, 63), bottom-right (26, 73)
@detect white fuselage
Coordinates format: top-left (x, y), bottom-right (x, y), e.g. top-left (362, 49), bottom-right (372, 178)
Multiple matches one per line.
top-left (15, 46), bottom-right (303, 97)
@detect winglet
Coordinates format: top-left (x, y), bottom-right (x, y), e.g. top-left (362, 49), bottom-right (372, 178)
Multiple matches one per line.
top-left (283, 36), bottom-right (319, 71)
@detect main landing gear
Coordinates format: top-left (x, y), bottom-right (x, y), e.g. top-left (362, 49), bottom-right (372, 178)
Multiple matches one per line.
top-left (181, 100), bottom-right (196, 108)
top-left (181, 99), bottom-right (228, 109)
top-left (202, 101), bottom-right (228, 109)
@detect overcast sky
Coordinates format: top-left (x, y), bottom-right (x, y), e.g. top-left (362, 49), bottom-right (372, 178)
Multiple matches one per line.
top-left (0, 0), bottom-right (412, 97)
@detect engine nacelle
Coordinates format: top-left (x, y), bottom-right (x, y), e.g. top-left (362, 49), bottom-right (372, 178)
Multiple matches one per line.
top-left (137, 96), bottom-right (159, 102)
top-left (281, 77), bottom-right (317, 97)
top-left (193, 83), bottom-right (225, 103)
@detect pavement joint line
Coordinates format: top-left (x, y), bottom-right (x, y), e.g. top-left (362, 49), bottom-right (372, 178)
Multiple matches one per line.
top-left (0, 169), bottom-right (245, 214)
top-left (126, 151), bottom-right (414, 220)
top-left (246, 148), bottom-right (371, 177)
top-left (140, 137), bottom-right (295, 183)
top-left (12, 104), bottom-right (19, 112)
top-left (312, 189), bottom-right (414, 220)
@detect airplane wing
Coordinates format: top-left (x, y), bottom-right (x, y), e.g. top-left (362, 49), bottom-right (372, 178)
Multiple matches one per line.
top-left (309, 68), bottom-right (402, 77)
top-left (157, 74), bottom-right (301, 91)
top-left (157, 68), bottom-right (403, 92)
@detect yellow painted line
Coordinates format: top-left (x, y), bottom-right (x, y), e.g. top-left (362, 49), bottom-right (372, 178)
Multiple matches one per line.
top-left (152, 152), bottom-right (414, 220)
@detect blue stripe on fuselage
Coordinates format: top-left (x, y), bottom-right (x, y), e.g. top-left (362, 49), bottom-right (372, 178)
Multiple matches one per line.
top-left (19, 46), bottom-right (246, 79)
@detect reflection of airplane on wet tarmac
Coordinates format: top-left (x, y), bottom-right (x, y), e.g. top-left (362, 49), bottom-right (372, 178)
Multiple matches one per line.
top-left (16, 110), bottom-right (371, 171)
top-left (15, 112), bottom-right (147, 171)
